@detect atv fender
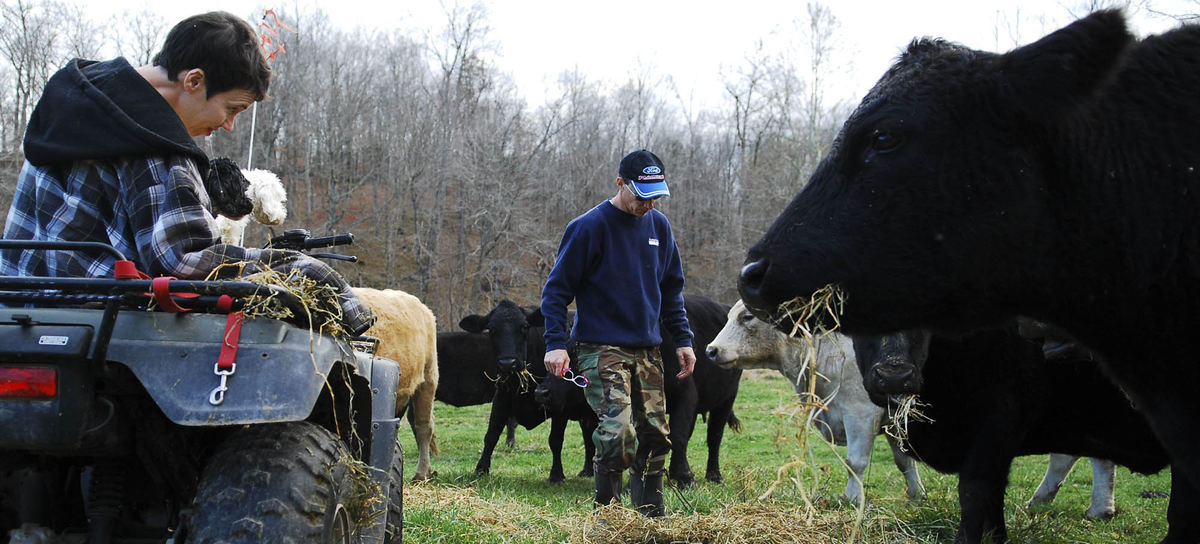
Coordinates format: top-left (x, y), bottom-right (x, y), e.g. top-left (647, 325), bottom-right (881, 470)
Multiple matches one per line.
top-left (105, 311), bottom-right (370, 425)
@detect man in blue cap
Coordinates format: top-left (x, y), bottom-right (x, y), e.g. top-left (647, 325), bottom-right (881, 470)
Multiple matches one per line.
top-left (540, 149), bottom-right (695, 517)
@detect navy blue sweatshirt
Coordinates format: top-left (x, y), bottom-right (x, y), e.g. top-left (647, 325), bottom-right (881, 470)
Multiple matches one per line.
top-left (541, 200), bottom-right (692, 352)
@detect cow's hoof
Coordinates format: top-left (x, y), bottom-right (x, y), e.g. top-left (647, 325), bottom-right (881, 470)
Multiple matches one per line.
top-left (705, 472), bottom-right (723, 484)
top-left (547, 475), bottom-right (566, 485)
top-left (474, 467), bottom-right (490, 477)
top-left (671, 475), bottom-right (697, 489)
top-left (412, 470), bottom-right (435, 482)
top-left (578, 468), bottom-right (595, 478)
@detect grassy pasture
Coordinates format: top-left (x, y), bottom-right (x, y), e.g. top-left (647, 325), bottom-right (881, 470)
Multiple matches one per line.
top-left (398, 370), bottom-right (1172, 543)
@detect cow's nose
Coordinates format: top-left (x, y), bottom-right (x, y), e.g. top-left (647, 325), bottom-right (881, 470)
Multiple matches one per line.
top-left (498, 358), bottom-right (519, 372)
top-left (738, 259), bottom-right (768, 301)
top-left (705, 346), bottom-right (719, 360)
top-left (872, 364), bottom-right (917, 394)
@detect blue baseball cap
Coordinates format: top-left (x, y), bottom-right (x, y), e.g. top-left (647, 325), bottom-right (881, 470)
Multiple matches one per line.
top-left (618, 149), bottom-right (669, 199)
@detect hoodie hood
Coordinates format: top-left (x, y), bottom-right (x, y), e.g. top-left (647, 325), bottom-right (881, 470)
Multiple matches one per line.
top-left (23, 58), bottom-right (208, 170)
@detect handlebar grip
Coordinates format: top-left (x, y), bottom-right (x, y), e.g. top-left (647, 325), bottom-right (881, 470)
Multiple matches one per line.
top-left (303, 233), bottom-right (354, 249)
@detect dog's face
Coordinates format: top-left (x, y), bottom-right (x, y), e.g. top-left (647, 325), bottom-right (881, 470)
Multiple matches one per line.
top-left (203, 157), bottom-right (253, 218)
top-left (243, 169), bottom-right (288, 225)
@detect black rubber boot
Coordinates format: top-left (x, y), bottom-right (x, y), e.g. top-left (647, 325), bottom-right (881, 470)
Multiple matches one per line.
top-left (637, 474), bottom-right (665, 517)
top-left (593, 466), bottom-right (623, 508)
top-left (628, 465), bottom-right (644, 507)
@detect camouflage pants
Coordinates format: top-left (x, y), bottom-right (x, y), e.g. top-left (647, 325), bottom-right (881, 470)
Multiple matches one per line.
top-left (576, 343), bottom-right (671, 476)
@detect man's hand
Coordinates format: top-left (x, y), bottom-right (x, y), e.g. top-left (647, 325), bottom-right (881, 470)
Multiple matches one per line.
top-left (545, 349), bottom-right (570, 377)
top-left (676, 346), bottom-right (696, 379)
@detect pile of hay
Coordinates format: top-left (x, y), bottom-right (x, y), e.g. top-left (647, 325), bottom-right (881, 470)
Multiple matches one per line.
top-left (403, 483), bottom-right (909, 544)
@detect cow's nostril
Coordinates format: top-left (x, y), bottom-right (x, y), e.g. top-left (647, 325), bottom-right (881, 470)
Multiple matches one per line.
top-left (739, 259), bottom-right (768, 296)
top-left (705, 346), bottom-right (718, 360)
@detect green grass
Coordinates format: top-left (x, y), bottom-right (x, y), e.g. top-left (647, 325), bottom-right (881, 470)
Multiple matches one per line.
top-left (397, 370), bottom-right (1172, 543)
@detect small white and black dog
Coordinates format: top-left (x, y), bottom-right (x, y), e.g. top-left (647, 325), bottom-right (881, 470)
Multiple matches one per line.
top-left (203, 157), bottom-right (288, 246)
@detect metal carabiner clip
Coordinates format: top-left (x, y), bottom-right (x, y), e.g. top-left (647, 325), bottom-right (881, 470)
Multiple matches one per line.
top-left (208, 362), bottom-right (237, 405)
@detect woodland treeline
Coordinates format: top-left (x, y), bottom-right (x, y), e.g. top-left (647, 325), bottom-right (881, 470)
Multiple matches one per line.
top-left (1, 0), bottom-right (1189, 325)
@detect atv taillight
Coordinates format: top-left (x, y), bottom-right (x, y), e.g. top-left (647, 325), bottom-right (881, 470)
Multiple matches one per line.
top-left (0, 367), bottom-right (57, 398)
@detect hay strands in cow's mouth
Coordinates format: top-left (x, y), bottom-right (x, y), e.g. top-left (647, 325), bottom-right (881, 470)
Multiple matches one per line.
top-left (486, 368), bottom-right (538, 393)
top-left (771, 285), bottom-right (845, 340)
top-left (882, 394), bottom-right (934, 452)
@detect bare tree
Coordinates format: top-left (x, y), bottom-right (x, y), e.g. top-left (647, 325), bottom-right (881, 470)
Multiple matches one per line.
top-left (114, 8), bottom-right (166, 65)
top-left (0, 0), bottom-right (61, 152)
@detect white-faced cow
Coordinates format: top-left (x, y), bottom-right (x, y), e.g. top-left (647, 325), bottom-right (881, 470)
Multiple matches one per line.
top-left (459, 300), bottom-right (597, 483)
top-left (705, 299), bottom-right (924, 505)
top-left (735, 11), bottom-right (1200, 542)
top-left (853, 326), bottom-right (1190, 543)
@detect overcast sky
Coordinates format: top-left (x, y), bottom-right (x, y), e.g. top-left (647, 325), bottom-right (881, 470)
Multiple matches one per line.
top-left (88, 0), bottom-right (1196, 109)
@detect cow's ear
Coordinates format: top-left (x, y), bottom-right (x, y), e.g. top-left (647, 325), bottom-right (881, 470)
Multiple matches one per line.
top-left (459, 315), bottom-right (488, 333)
top-left (999, 9), bottom-right (1132, 123)
top-left (526, 307), bottom-right (545, 327)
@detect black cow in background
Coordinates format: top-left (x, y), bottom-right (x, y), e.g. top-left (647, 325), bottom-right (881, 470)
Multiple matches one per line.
top-left (459, 300), bottom-right (597, 483)
top-left (733, 11), bottom-right (1200, 530)
top-left (533, 294), bottom-right (743, 488)
top-left (853, 326), bottom-right (1198, 544)
top-left (434, 331), bottom-right (519, 448)
top-left (659, 294), bottom-right (742, 487)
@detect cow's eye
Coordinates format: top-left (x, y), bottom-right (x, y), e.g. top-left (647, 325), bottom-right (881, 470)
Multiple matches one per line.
top-left (870, 129), bottom-right (902, 152)
top-left (739, 312), bottom-right (755, 324)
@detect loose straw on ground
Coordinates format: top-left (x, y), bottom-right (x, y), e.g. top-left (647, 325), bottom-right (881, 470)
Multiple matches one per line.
top-left (405, 483), bottom-right (884, 544)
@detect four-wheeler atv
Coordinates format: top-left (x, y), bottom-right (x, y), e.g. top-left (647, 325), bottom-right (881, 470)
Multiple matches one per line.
top-left (0, 233), bottom-right (403, 543)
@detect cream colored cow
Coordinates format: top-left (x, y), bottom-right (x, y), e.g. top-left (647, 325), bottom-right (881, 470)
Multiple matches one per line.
top-left (352, 287), bottom-right (440, 481)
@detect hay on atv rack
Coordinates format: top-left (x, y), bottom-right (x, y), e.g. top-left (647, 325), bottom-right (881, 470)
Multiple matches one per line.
top-left (205, 261), bottom-right (351, 339)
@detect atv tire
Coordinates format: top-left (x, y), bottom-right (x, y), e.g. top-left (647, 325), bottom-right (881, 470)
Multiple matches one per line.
top-left (385, 439), bottom-right (403, 544)
top-left (187, 422), bottom-right (363, 543)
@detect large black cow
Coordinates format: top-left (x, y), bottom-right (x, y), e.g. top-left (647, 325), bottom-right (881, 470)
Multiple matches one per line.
top-left (853, 327), bottom-right (1196, 543)
top-left (533, 294), bottom-right (742, 487)
top-left (459, 300), bottom-right (597, 483)
top-left (734, 10), bottom-right (1200, 536)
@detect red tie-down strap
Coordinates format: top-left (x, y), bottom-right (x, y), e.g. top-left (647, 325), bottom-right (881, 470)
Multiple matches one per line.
top-left (218, 307), bottom-right (245, 372)
top-left (150, 276), bottom-right (200, 313)
top-left (113, 260), bottom-right (150, 280)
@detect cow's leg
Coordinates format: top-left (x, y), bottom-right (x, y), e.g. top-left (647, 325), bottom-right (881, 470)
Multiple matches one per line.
top-left (885, 435), bottom-right (925, 503)
top-left (474, 396), bottom-right (511, 476)
top-left (1085, 458), bottom-right (1116, 520)
top-left (955, 454), bottom-right (1013, 544)
top-left (578, 416), bottom-right (598, 477)
top-left (667, 388), bottom-right (699, 488)
top-left (667, 411), bottom-right (698, 488)
top-left (703, 401), bottom-right (736, 484)
top-left (547, 413), bottom-right (568, 484)
top-left (505, 416), bottom-right (518, 449)
top-left (841, 414), bottom-right (876, 505)
top-left (1026, 454), bottom-right (1079, 507)
top-left (407, 379), bottom-right (438, 481)
top-left (1162, 467), bottom-right (1200, 544)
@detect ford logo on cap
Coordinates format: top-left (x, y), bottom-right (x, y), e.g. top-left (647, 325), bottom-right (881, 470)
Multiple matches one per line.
top-left (643, 166), bottom-right (662, 175)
